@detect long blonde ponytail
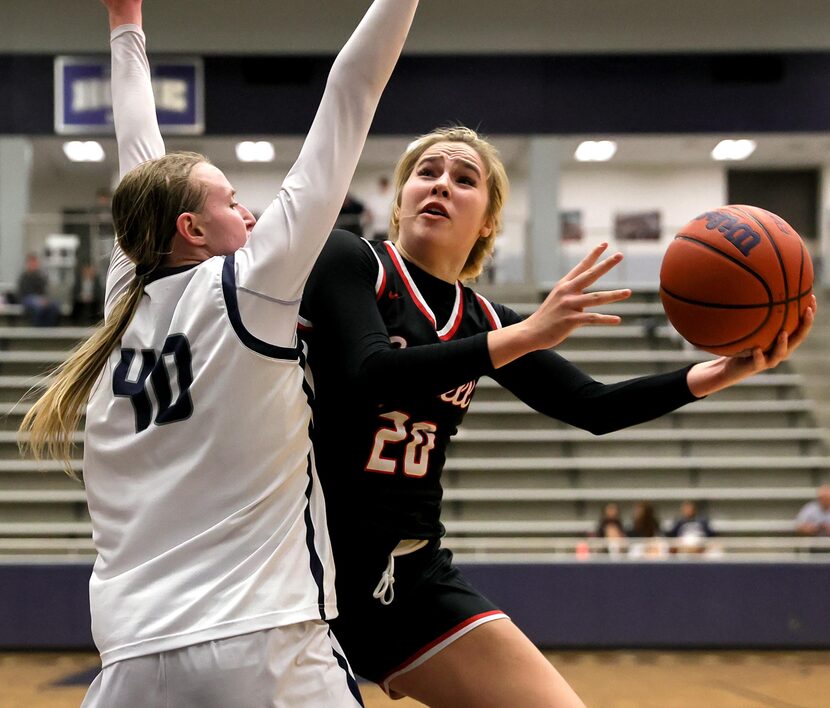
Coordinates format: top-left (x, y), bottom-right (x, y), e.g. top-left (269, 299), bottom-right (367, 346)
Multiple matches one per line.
top-left (19, 151), bottom-right (208, 479)
top-left (19, 281), bottom-right (145, 478)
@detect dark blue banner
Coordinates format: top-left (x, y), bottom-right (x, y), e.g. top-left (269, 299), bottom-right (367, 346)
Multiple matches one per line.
top-left (54, 56), bottom-right (204, 135)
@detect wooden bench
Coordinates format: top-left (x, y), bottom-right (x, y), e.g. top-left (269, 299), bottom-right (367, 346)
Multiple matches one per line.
top-left (453, 427), bottom-right (825, 444)
top-left (443, 454), bottom-right (830, 472)
top-left (441, 519), bottom-right (800, 536)
top-left (440, 486), bottom-right (818, 503)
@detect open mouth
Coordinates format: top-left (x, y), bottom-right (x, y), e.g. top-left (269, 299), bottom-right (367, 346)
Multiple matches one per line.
top-left (421, 202), bottom-right (449, 218)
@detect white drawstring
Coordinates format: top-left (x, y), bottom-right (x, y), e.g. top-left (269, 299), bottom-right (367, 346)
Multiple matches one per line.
top-left (372, 552), bottom-right (396, 605)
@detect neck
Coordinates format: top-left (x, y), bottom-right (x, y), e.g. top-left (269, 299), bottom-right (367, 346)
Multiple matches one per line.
top-left (163, 239), bottom-right (210, 269)
top-left (395, 241), bottom-right (461, 284)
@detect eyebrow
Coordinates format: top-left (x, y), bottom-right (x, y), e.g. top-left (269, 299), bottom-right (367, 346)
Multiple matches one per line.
top-left (419, 154), bottom-right (483, 178)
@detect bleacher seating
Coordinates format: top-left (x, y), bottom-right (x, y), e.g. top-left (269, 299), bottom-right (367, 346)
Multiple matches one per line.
top-left (0, 290), bottom-right (828, 562)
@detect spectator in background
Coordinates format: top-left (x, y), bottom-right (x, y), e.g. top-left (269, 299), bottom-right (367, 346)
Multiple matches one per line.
top-left (17, 253), bottom-right (61, 326)
top-left (668, 500), bottom-right (715, 554)
top-left (597, 502), bottom-right (626, 538)
top-left (364, 174), bottom-right (393, 241)
top-left (92, 188), bottom-right (113, 228)
top-left (71, 263), bottom-right (104, 325)
top-left (628, 502), bottom-right (668, 558)
top-left (335, 192), bottom-right (367, 237)
top-left (596, 502), bottom-right (626, 557)
top-left (795, 484), bottom-right (830, 536)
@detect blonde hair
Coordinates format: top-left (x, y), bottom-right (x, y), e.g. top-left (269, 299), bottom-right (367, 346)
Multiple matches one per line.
top-left (19, 152), bottom-right (209, 478)
top-left (389, 126), bottom-right (509, 281)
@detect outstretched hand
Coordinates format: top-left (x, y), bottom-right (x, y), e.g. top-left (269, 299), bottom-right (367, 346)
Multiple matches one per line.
top-left (687, 294), bottom-right (817, 398)
top-left (523, 243), bottom-right (631, 351)
top-left (100, 0), bottom-right (142, 30)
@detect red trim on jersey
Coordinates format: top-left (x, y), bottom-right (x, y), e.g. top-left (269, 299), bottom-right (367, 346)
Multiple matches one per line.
top-left (361, 237), bottom-right (387, 301)
top-left (438, 287), bottom-right (464, 341)
top-left (384, 241), bottom-right (436, 326)
top-left (376, 266), bottom-right (387, 302)
top-left (383, 241), bottom-right (465, 341)
top-left (381, 610), bottom-right (507, 682)
top-left (474, 293), bottom-right (502, 331)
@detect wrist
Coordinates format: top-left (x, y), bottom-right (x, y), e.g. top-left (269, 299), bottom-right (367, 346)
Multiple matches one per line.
top-left (686, 358), bottom-right (728, 398)
top-left (487, 322), bottom-right (537, 369)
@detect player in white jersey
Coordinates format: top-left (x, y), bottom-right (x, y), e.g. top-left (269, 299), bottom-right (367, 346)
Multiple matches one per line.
top-left (19, 0), bottom-right (418, 705)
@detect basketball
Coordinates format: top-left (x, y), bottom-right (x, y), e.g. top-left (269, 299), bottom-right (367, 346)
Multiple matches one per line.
top-left (659, 205), bottom-right (813, 356)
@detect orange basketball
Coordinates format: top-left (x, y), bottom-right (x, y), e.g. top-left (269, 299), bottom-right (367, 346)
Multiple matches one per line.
top-left (659, 205), bottom-right (813, 356)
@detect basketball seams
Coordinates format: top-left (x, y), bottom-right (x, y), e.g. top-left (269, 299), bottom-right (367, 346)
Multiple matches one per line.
top-left (797, 242), bottom-right (807, 325)
top-left (662, 206), bottom-right (813, 355)
top-left (729, 205), bottom-right (789, 341)
top-left (660, 287), bottom-right (805, 310)
top-left (670, 234), bottom-right (774, 304)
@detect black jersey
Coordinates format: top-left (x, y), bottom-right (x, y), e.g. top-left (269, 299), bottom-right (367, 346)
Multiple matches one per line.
top-left (300, 230), bottom-right (699, 546)
top-left (301, 236), bottom-right (500, 541)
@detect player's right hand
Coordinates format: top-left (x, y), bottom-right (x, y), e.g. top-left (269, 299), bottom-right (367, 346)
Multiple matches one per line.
top-left (523, 243), bottom-right (631, 350)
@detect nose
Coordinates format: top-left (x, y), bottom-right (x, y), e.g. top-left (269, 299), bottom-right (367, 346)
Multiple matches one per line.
top-left (240, 204), bottom-right (257, 230)
top-left (431, 171), bottom-right (451, 198)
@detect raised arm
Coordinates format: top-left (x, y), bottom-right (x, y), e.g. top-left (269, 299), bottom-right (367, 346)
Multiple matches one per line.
top-left (238, 0), bottom-right (419, 303)
top-left (105, 0), bottom-right (164, 177)
top-left (101, 0), bottom-right (166, 309)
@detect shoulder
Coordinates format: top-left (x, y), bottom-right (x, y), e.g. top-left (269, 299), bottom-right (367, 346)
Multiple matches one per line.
top-left (304, 230), bottom-right (382, 309)
top-left (318, 229), bottom-right (376, 267)
top-left (465, 290), bottom-right (524, 329)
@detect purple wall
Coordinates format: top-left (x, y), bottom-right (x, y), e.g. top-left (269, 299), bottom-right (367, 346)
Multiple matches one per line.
top-left (2, 562), bottom-right (829, 650)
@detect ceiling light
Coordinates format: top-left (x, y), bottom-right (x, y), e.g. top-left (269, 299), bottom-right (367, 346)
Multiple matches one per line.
top-left (574, 140), bottom-right (617, 162)
top-left (235, 141), bottom-right (275, 162)
top-left (63, 141), bottom-right (105, 162)
top-left (711, 139), bottom-right (756, 161)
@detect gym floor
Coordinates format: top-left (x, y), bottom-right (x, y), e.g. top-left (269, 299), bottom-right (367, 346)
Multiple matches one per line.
top-left (1, 650), bottom-right (828, 707)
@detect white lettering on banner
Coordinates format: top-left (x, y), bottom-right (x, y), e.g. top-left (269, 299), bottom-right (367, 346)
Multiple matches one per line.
top-left (70, 78), bottom-right (187, 114)
top-left (152, 79), bottom-right (188, 113)
top-left (72, 79), bottom-right (111, 112)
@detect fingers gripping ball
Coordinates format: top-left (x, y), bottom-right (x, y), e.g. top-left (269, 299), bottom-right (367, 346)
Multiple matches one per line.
top-left (659, 205), bottom-right (813, 356)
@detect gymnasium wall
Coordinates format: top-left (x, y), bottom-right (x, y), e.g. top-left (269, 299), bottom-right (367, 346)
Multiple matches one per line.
top-left (3, 1), bottom-right (830, 55)
top-left (3, 563), bottom-right (829, 650)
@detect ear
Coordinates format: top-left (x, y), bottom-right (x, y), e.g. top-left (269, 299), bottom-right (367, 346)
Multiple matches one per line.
top-left (176, 212), bottom-right (206, 247)
top-left (479, 215), bottom-right (495, 239)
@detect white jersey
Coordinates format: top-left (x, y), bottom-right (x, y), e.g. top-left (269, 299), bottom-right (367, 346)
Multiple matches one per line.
top-left (84, 2), bottom-right (417, 668)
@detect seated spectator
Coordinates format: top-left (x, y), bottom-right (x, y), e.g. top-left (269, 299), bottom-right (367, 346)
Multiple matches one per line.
top-left (795, 485), bottom-right (830, 537)
top-left (667, 500), bottom-right (715, 554)
top-left (334, 192), bottom-right (366, 237)
top-left (71, 263), bottom-right (104, 325)
top-left (628, 502), bottom-right (668, 559)
top-left (364, 175), bottom-right (393, 241)
top-left (17, 253), bottom-right (61, 326)
top-left (596, 502), bottom-right (627, 557)
top-left (597, 502), bottom-right (626, 538)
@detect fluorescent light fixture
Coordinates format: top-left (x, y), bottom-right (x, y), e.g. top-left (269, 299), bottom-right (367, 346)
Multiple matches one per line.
top-left (235, 141), bottom-right (275, 162)
top-left (711, 139), bottom-right (756, 161)
top-left (63, 141), bottom-right (105, 162)
top-left (574, 140), bottom-right (617, 162)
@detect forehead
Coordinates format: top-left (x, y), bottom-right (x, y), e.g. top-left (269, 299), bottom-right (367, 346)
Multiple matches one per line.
top-left (192, 162), bottom-right (233, 194)
top-left (418, 141), bottom-right (485, 171)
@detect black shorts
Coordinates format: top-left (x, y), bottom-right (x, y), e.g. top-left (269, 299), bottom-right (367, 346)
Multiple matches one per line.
top-left (328, 539), bottom-right (507, 688)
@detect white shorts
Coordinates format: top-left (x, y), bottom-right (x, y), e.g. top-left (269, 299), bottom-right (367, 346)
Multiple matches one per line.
top-left (81, 621), bottom-right (363, 708)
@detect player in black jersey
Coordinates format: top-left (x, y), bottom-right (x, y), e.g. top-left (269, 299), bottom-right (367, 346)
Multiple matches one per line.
top-left (300, 126), bottom-right (815, 706)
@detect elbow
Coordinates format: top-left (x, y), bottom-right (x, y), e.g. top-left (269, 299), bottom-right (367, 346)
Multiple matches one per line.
top-left (585, 422), bottom-right (617, 437)
top-left (327, 62), bottom-right (382, 105)
top-left (565, 408), bottom-right (618, 436)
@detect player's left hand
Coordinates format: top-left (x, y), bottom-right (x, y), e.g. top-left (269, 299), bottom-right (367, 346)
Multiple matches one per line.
top-left (687, 294), bottom-right (816, 397)
top-left (741, 292), bottom-right (816, 373)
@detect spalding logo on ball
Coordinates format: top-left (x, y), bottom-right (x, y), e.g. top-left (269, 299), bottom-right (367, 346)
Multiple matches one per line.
top-left (659, 205), bottom-right (813, 356)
